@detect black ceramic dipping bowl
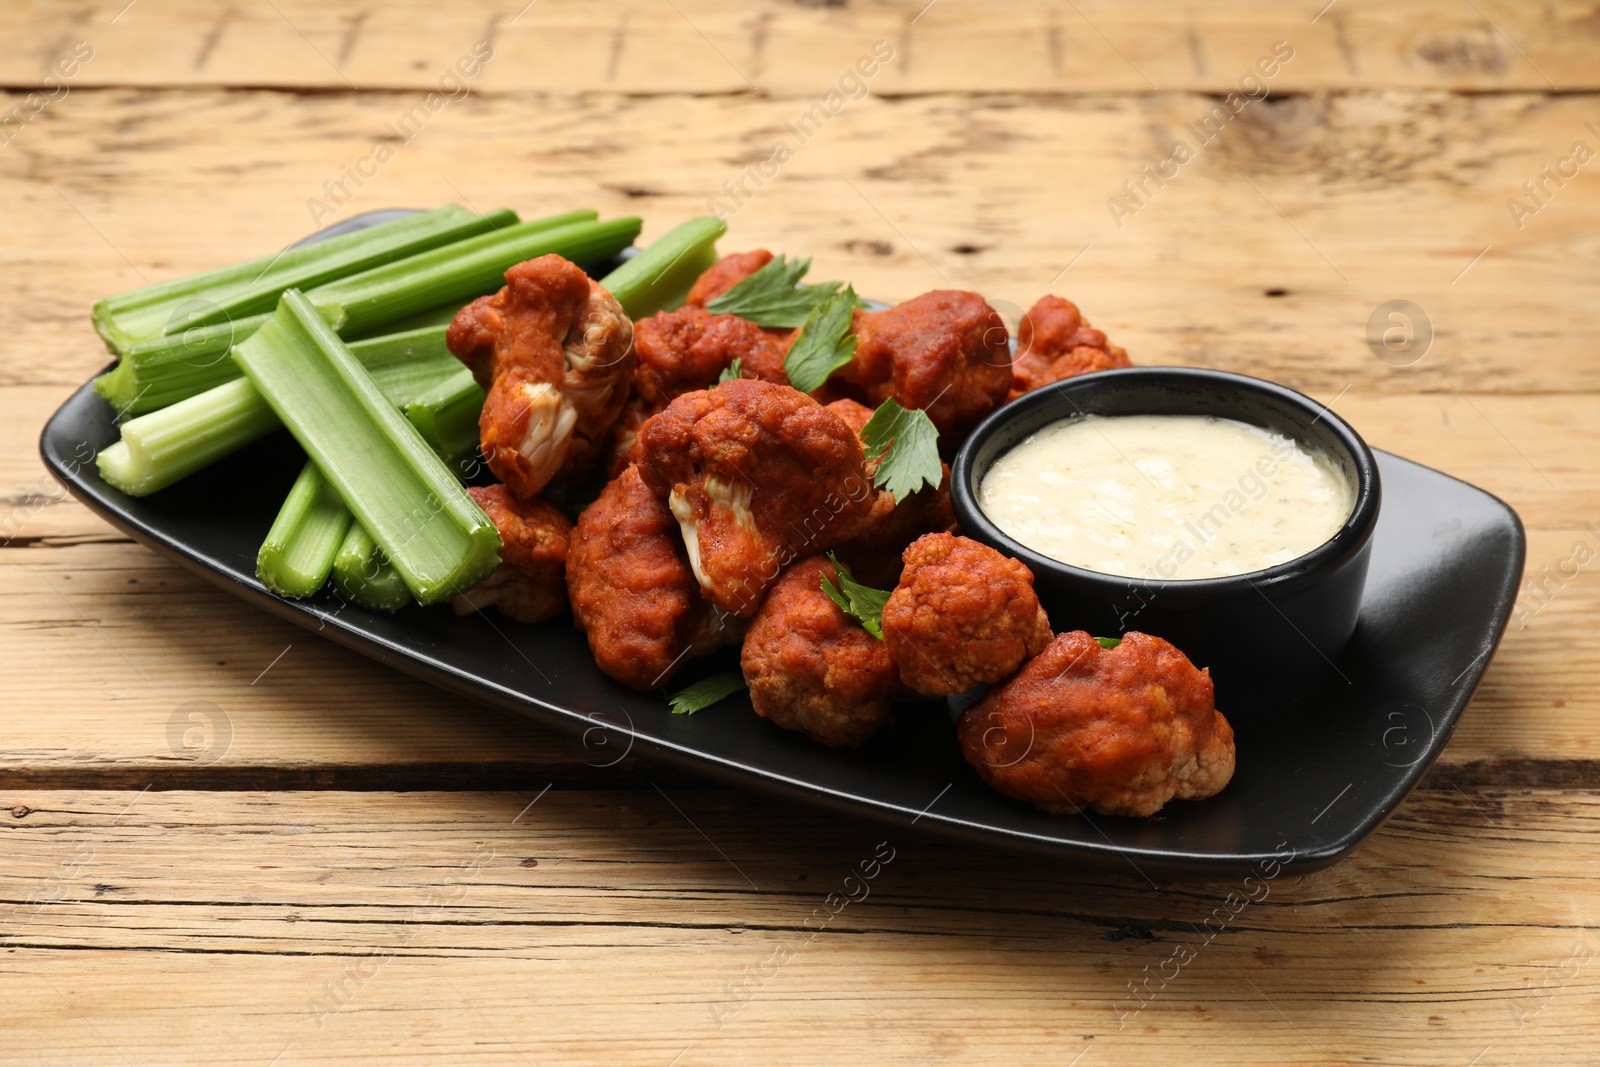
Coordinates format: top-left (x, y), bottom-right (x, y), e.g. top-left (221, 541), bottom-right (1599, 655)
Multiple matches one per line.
top-left (950, 367), bottom-right (1382, 702)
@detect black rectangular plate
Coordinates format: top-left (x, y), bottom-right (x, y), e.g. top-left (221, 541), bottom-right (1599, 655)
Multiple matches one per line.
top-left (44, 227), bottom-right (1526, 879)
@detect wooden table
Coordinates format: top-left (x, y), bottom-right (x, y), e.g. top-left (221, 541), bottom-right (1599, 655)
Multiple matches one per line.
top-left (4, 2), bottom-right (1596, 1062)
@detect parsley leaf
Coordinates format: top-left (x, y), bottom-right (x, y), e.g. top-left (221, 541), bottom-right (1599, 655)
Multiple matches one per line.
top-left (821, 553), bottom-right (893, 639)
top-left (1094, 636), bottom-right (1122, 649)
top-left (783, 287), bottom-right (859, 394)
top-left (705, 254), bottom-right (846, 327)
top-left (717, 358), bottom-right (744, 384)
top-left (668, 672), bottom-right (748, 715)
top-left (859, 398), bottom-right (942, 501)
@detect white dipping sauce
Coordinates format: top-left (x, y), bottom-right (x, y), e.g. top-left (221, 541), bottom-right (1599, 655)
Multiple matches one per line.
top-left (979, 414), bottom-right (1354, 580)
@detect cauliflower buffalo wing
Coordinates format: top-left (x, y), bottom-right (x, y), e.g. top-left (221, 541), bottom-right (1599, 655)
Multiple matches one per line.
top-left (1009, 295), bottom-right (1131, 396)
top-left (609, 268), bottom-right (798, 475)
top-left (447, 254), bottom-right (634, 498)
top-left (635, 380), bottom-right (875, 617)
top-left (633, 305), bottom-right (791, 408)
top-left (741, 556), bottom-right (903, 747)
top-left (957, 631), bottom-right (1235, 817)
top-left (566, 465), bottom-right (739, 690)
top-left (832, 290), bottom-right (1012, 442)
top-left (881, 533), bottom-right (1053, 697)
top-left (452, 484), bottom-right (572, 624)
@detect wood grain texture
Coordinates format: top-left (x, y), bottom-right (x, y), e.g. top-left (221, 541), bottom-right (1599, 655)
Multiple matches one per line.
top-left (3, 0), bottom-right (1599, 1062)
top-left (0, 0), bottom-right (1595, 93)
top-left (4, 90), bottom-right (1599, 401)
top-left (1, 788), bottom-right (1598, 1065)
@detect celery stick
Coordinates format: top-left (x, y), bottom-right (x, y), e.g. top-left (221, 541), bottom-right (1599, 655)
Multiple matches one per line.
top-left (185, 208), bottom-right (519, 331)
top-left (347, 325), bottom-right (461, 406)
top-left (93, 312), bottom-right (270, 416)
top-left (95, 213), bottom-right (654, 495)
top-left (599, 216), bottom-right (726, 317)
top-left (97, 325), bottom-right (465, 496)
top-left (234, 290), bottom-right (499, 603)
top-left (95, 377), bottom-right (281, 496)
top-left (92, 210), bottom-right (594, 416)
top-left (256, 461), bottom-right (354, 598)
top-left (331, 524), bottom-right (412, 613)
top-left (343, 301), bottom-right (461, 341)
top-left (312, 215), bottom-right (638, 336)
top-left (404, 367), bottom-right (485, 466)
top-left (92, 207), bottom-right (472, 346)
top-left (93, 303), bottom-right (480, 417)
top-left (94, 205), bottom-right (514, 350)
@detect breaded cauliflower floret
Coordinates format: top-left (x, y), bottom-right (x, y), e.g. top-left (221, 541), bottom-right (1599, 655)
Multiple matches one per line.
top-left (633, 305), bottom-right (791, 407)
top-left (686, 249), bottom-right (775, 307)
top-left (452, 484), bottom-right (572, 624)
top-left (636, 380), bottom-right (875, 618)
top-left (1009, 295), bottom-right (1131, 397)
top-left (741, 556), bottom-right (903, 748)
top-left (447, 254), bottom-right (634, 497)
top-left (957, 631), bottom-right (1235, 817)
top-left (822, 396), bottom-right (877, 436)
top-left (566, 465), bottom-right (740, 689)
top-left (880, 533), bottom-right (1052, 696)
top-left (833, 290), bottom-right (1012, 443)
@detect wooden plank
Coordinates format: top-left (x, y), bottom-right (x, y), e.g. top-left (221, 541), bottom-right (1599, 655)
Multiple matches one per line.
top-left (1, 787), bottom-right (1598, 1064)
top-left (3, 89), bottom-right (1599, 400)
top-left (0, 0), bottom-right (1595, 94)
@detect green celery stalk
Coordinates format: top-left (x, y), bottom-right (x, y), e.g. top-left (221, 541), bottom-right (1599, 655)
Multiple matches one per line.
top-left (92, 210), bottom-right (597, 417)
top-left (93, 312), bottom-right (271, 416)
top-left (347, 325), bottom-right (461, 406)
top-left (93, 212), bottom-right (677, 496)
top-left (310, 214), bottom-right (639, 336)
top-left (183, 208), bottom-right (520, 331)
top-left (599, 216), bottom-right (725, 317)
top-left (233, 289), bottom-right (499, 603)
top-left (93, 302), bottom-right (483, 417)
top-left (97, 323), bottom-right (467, 496)
top-left (256, 461), bottom-right (354, 598)
top-left (95, 377), bottom-right (281, 496)
top-left (342, 301), bottom-right (461, 341)
top-left (404, 367), bottom-right (485, 467)
top-left (331, 524), bottom-right (412, 613)
top-left (259, 327), bottom-right (465, 598)
top-left (94, 205), bottom-right (515, 350)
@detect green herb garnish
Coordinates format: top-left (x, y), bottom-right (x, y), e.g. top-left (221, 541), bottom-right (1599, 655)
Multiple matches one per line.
top-left (821, 553), bottom-right (893, 639)
top-left (784, 287), bottom-right (859, 394)
top-left (668, 672), bottom-right (749, 715)
top-left (1095, 636), bottom-right (1122, 649)
top-left (704, 254), bottom-right (847, 327)
top-left (858, 398), bottom-right (942, 502)
top-left (717, 358), bottom-right (744, 384)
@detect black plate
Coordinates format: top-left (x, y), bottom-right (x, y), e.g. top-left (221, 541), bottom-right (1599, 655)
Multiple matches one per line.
top-left (42, 241), bottom-right (1525, 880)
